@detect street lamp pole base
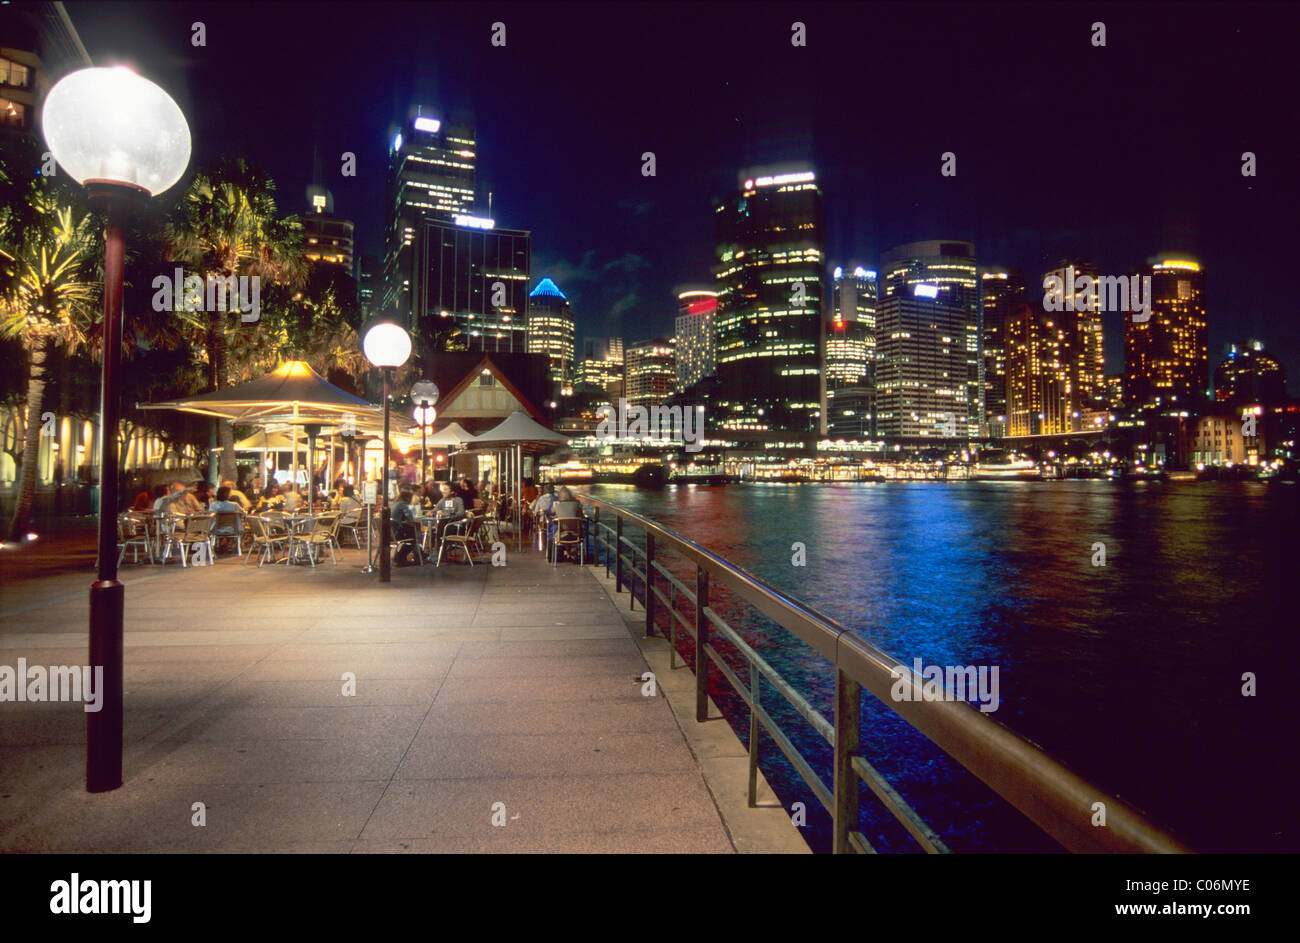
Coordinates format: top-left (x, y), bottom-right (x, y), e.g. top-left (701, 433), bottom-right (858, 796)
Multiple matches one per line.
top-left (87, 579), bottom-right (124, 792)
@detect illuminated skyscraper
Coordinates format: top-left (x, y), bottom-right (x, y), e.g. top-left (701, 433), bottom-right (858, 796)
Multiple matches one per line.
top-left (581, 337), bottom-right (625, 401)
top-left (357, 254), bottom-right (380, 314)
top-left (381, 108), bottom-right (479, 323)
top-left (674, 288), bottom-right (717, 392)
top-left (1214, 341), bottom-right (1286, 405)
top-left (417, 216), bottom-right (530, 353)
top-left (979, 266), bottom-right (1026, 438)
top-left (875, 241), bottom-right (980, 439)
top-left (298, 186), bottom-right (354, 270)
top-left (526, 278), bottom-right (575, 386)
top-left (713, 168), bottom-right (824, 433)
top-left (624, 338), bottom-right (676, 407)
top-left (1005, 300), bottom-right (1072, 437)
top-left (825, 266), bottom-right (876, 439)
top-left (1042, 259), bottom-right (1104, 411)
top-left (1124, 257), bottom-right (1208, 409)
top-left (827, 266), bottom-right (876, 386)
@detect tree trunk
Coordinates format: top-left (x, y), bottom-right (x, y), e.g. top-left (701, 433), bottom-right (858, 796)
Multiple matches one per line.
top-left (208, 309), bottom-right (237, 483)
top-left (8, 335), bottom-right (48, 541)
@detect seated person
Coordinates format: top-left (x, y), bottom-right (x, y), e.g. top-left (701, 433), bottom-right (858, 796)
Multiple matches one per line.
top-left (418, 481), bottom-right (439, 511)
top-left (335, 485), bottom-right (361, 515)
top-left (209, 486), bottom-right (243, 550)
top-left (282, 483), bottom-right (304, 512)
top-left (548, 486), bottom-right (584, 543)
top-left (132, 487), bottom-right (156, 512)
top-left (222, 479), bottom-right (252, 511)
top-left (158, 481), bottom-right (203, 516)
top-left (256, 485), bottom-right (285, 512)
top-left (432, 481), bottom-right (466, 541)
top-left (531, 483), bottom-right (557, 518)
top-left (390, 489), bottom-right (420, 565)
top-left (209, 486), bottom-right (243, 514)
top-left (193, 480), bottom-right (213, 509)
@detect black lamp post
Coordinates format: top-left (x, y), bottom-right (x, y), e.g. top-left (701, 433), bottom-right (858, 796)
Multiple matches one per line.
top-left (42, 66), bottom-right (190, 793)
top-left (362, 321), bottom-right (412, 582)
top-left (410, 380), bottom-right (439, 492)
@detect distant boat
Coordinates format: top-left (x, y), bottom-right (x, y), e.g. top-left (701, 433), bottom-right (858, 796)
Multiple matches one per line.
top-left (547, 460), bottom-right (594, 484)
top-left (631, 463), bottom-right (667, 488)
top-left (669, 472), bottom-right (733, 485)
top-left (589, 459), bottom-right (667, 488)
top-left (972, 458), bottom-right (1042, 481)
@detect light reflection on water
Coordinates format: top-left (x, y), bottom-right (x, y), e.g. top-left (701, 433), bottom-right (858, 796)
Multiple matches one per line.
top-left (588, 480), bottom-right (1294, 853)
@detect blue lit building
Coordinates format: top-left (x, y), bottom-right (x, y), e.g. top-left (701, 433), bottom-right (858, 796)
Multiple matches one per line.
top-left (526, 278), bottom-right (575, 386)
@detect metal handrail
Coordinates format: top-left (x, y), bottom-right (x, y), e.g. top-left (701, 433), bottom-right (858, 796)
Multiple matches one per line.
top-left (578, 492), bottom-right (1191, 854)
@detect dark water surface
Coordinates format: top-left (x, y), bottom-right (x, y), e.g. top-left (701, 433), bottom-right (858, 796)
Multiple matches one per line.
top-left (587, 480), bottom-right (1295, 853)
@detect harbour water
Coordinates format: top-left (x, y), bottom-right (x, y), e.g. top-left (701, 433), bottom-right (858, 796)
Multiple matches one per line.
top-left (587, 480), bottom-right (1295, 853)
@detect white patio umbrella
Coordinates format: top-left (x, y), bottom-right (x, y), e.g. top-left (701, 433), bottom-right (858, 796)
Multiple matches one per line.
top-left (467, 411), bottom-right (570, 551)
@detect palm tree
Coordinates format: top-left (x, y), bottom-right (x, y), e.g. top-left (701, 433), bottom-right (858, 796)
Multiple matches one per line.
top-left (164, 158), bottom-right (305, 482)
top-left (0, 182), bottom-right (99, 540)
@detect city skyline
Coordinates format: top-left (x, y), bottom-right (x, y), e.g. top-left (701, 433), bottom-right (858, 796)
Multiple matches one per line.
top-left (59, 1), bottom-right (1300, 394)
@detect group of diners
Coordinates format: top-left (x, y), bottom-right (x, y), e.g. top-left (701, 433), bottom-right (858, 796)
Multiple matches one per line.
top-left (118, 472), bottom-right (587, 567)
top-left (386, 475), bottom-right (514, 566)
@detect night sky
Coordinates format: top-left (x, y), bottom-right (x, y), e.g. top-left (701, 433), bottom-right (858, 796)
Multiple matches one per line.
top-left (64, 1), bottom-right (1300, 392)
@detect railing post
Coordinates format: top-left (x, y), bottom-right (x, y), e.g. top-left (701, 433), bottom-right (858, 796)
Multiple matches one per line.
top-left (593, 506), bottom-right (600, 565)
top-left (644, 533), bottom-right (655, 637)
top-left (668, 583), bottom-right (677, 669)
top-left (833, 668), bottom-right (861, 854)
top-left (615, 516), bottom-right (623, 592)
top-left (748, 661), bottom-right (760, 807)
top-left (695, 565), bottom-right (709, 722)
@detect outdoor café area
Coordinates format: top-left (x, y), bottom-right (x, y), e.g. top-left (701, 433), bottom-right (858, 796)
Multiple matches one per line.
top-left (123, 359), bottom-right (588, 574)
top-left (116, 483), bottom-right (588, 571)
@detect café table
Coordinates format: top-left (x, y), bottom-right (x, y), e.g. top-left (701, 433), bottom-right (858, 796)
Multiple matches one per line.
top-left (281, 513), bottom-right (319, 565)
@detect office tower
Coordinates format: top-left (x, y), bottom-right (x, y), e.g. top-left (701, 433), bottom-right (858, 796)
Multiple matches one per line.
top-left (825, 266), bottom-right (876, 439)
top-left (414, 216), bottom-right (530, 353)
top-left (1125, 257), bottom-right (1208, 410)
top-left (526, 277), bottom-right (575, 386)
top-left (357, 254), bottom-right (380, 313)
top-left (583, 336), bottom-right (624, 364)
top-left (713, 168), bottom-right (824, 433)
top-left (979, 266), bottom-right (1027, 438)
top-left (875, 241), bottom-right (980, 439)
top-left (624, 338), bottom-right (676, 407)
top-left (298, 186), bottom-right (354, 270)
top-left (581, 337), bottom-right (625, 401)
top-left (1214, 341), bottom-right (1286, 405)
top-left (827, 266), bottom-right (876, 386)
top-left (1005, 300), bottom-right (1072, 437)
top-left (381, 108), bottom-right (478, 321)
top-left (674, 288), bottom-right (718, 392)
top-left (1105, 373), bottom-right (1125, 410)
top-left (1042, 259), bottom-right (1104, 414)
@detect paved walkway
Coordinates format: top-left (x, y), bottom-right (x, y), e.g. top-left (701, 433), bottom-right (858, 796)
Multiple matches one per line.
top-left (0, 532), bottom-right (777, 853)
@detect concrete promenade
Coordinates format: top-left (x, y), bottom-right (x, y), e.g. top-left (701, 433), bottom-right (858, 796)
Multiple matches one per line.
top-left (0, 525), bottom-right (806, 853)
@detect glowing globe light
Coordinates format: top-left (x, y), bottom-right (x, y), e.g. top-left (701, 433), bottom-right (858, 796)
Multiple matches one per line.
top-left (363, 322), bottom-right (411, 368)
top-left (413, 405), bottom-right (437, 426)
top-left (42, 66), bottom-right (191, 196)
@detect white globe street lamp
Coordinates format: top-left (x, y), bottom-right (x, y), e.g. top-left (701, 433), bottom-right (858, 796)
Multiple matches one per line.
top-left (43, 65), bottom-right (190, 795)
top-left (362, 321), bottom-right (412, 368)
top-left (363, 320), bottom-right (412, 582)
top-left (43, 66), bottom-right (191, 196)
top-left (409, 380), bottom-right (439, 490)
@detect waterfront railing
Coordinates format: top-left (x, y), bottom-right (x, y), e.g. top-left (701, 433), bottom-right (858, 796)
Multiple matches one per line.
top-left (576, 492), bottom-right (1190, 854)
